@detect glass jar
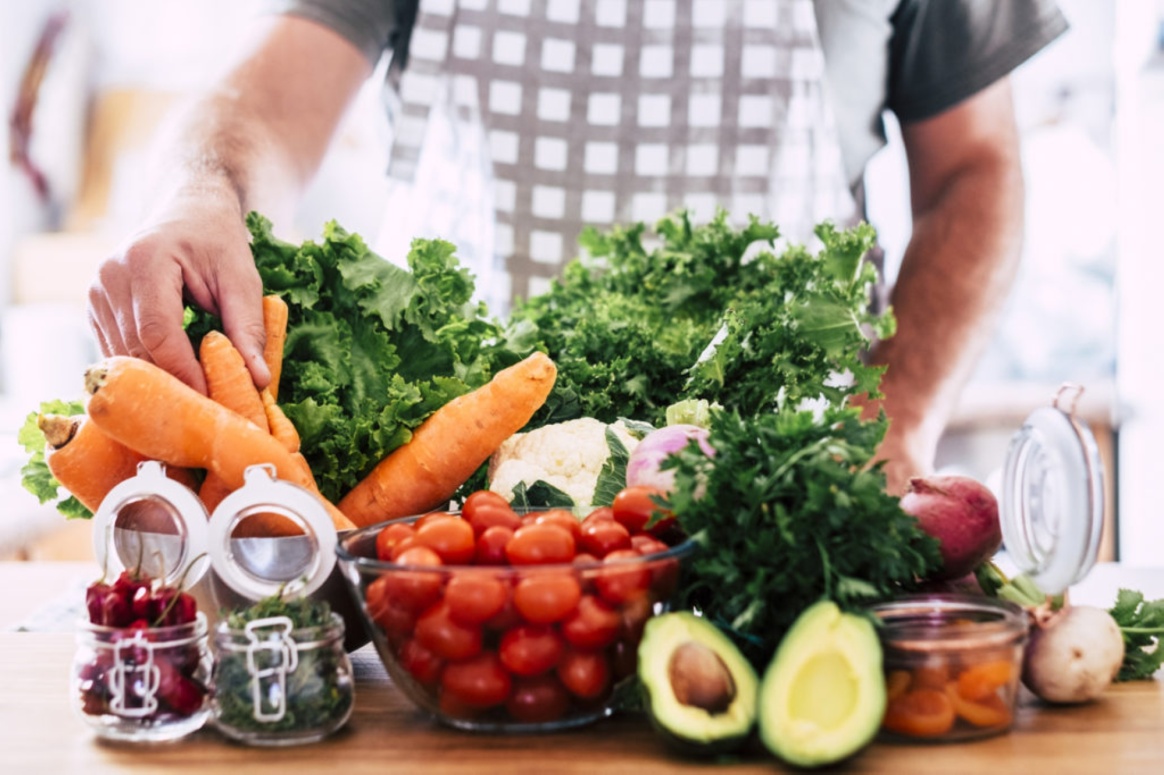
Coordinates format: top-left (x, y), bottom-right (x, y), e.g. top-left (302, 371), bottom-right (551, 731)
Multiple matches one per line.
top-left (211, 612), bottom-right (354, 746)
top-left (870, 595), bottom-right (1028, 743)
top-left (71, 612), bottom-right (212, 742)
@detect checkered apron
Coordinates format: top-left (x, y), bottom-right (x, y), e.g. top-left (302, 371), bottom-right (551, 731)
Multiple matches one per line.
top-left (376, 0), bottom-right (854, 310)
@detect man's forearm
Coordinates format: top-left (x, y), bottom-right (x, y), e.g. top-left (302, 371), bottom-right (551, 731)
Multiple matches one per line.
top-left (143, 15), bottom-right (373, 228)
top-left (871, 151), bottom-right (1024, 468)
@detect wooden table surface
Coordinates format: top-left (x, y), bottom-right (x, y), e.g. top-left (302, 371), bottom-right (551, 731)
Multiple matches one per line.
top-left (3, 561), bottom-right (1163, 774)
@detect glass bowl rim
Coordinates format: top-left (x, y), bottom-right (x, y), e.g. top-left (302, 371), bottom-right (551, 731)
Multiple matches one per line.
top-left (336, 511), bottom-right (697, 574)
top-left (868, 593), bottom-right (1029, 652)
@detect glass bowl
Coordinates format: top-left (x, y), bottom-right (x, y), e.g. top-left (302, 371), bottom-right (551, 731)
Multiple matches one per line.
top-left (869, 594), bottom-right (1029, 743)
top-left (336, 510), bottom-right (695, 732)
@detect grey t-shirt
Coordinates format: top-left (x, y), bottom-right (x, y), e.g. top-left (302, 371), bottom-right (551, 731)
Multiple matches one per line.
top-left (270, 0), bottom-right (1067, 188)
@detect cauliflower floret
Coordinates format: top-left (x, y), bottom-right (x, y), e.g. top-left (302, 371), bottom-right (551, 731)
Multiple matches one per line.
top-left (487, 418), bottom-right (641, 512)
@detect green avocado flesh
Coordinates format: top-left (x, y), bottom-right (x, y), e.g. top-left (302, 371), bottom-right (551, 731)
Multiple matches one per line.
top-left (758, 600), bottom-right (886, 768)
top-left (638, 612), bottom-right (758, 750)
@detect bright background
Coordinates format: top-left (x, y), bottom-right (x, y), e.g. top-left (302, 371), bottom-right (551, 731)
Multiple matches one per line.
top-left (0, 0), bottom-right (1160, 565)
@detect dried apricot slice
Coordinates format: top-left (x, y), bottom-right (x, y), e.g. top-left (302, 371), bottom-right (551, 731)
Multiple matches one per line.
top-left (946, 683), bottom-right (1012, 728)
top-left (956, 660), bottom-right (1015, 701)
top-left (882, 687), bottom-right (956, 738)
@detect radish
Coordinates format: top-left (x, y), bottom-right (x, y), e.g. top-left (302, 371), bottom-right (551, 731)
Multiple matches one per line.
top-left (899, 475), bottom-right (1002, 581)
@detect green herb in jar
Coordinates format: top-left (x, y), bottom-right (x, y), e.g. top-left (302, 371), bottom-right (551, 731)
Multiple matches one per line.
top-left (213, 594), bottom-right (353, 741)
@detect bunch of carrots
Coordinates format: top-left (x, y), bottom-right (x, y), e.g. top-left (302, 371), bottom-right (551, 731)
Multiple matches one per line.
top-left (37, 295), bottom-right (558, 537)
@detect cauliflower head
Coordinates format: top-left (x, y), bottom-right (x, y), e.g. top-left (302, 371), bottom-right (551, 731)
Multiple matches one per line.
top-left (487, 418), bottom-right (641, 512)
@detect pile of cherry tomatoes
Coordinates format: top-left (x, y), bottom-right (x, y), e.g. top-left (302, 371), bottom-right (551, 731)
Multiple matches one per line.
top-left (361, 486), bottom-right (686, 725)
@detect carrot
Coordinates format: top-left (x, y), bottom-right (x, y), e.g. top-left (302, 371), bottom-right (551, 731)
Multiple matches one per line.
top-left (85, 356), bottom-right (354, 532)
top-left (197, 470), bottom-right (234, 514)
top-left (338, 351), bottom-right (557, 527)
top-left (38, 413), bottom-right (197, 513)
top-left (200, 331), bottom-right (267, 429)
top-left (262, 294), bottom-right (289, 401)
top-left (262, 388), bottom-right (300, 452)
top-left (38, 414), bottom-right (148, 513)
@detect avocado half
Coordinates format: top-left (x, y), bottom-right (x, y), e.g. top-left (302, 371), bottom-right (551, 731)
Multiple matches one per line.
top-left (758, 600), bottom-right (886, 768)
top-left (638, 612), bottom-right (759, 752)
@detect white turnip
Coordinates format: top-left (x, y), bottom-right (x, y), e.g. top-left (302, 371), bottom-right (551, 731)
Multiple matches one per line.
top-left (1022, 604), bottom-right (1124, 704)
top-left (899, 475), bottom-right (1002, 581)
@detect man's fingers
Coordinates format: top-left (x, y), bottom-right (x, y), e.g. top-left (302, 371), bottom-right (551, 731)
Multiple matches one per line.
top-left (211, 244), bottom-right (270, 389)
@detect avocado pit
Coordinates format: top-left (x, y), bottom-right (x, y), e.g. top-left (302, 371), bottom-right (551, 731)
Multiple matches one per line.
top-left (668, 641), bottom-right (737, 714)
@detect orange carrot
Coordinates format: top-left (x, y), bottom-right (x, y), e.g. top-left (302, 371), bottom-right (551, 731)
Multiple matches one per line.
top-left (85, 357), bottom-right (354, 532)
top-left (39, 413), bottom-right (197, 513)
top-left (200, 331), bottom-right (267, 429)
top-left (338, 351), bottom-right (557, 527)
top-left (262, 388), bottom-right (300, 453)
top-left (39, 414), bottom-right (148, 513)
top-left (262, 294), bottom-right (289, 401)
top-left (197, 470), bottom-right (234, 514)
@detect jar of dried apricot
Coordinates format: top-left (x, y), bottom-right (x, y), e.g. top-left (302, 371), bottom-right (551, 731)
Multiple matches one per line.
top-left (870, 594), bottom-right (1028, 742)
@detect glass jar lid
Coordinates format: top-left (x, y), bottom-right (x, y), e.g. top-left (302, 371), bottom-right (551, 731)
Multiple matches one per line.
top-left (1000, 385), bottom-right (1105, 596)
top-left (206, 464), bottom-right (337, 601)
top-left (91, 460), bottom-right (211, 587)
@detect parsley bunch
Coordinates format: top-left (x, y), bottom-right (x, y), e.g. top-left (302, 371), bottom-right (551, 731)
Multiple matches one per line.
top-left (1108, 589), bottom-right (1164, 681)
top-left (665, 407), bottom-right (941, 667)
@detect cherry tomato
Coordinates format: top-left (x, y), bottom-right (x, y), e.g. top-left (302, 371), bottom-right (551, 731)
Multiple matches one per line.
top-left (630, 534), bottom-right (668, 555)
top-left (631, 536), bottom-right (680, 598)
top-left (594, 549), bottom-right (651, 605)
top-left (415, 516), bottom-right (476, 565)
top-left (534, 509), bottom-right (582, 541)
top-left (388, 535), bottom-right (422, 561)
top-left (560, 595), bottom-right (621, 650)
top-left (415, 601), bottom-right (483, 661)
top-left (475, 525), bottom-right (515, 566)
top-left (579, 519), bottom-right (631, 557)
top-left (619, 593), bottom-right (653, 647)
top-left (505, 674), bottom-right (572, 723)
top-left (416, 511), bottom-right (459, 530)
top-left (441, 651), bottom-right (512, 709)
top-left (612, 486), bottom-right (669, 534)
top-left (557, 648), bottom-right (612, 701)
top-left (506, 524), bottom-right (576, 565)
top-left (581, 507), bottom-right (615, 527)
top-left (463, 492), bottom-right (523, 535)
top-left (380, 546), bottom-right (444, 612)
top-left (882, 687), bottom-right (957, 738)
top-left (445, 571), bottom-right (509, 625)
top-left (499, 624), bottom-right (565, 677)
top-left (365, 575), bottom-right (418, 645)
top-left (573, 552), bottom-right (601, 566)
top-left (398, 638), bottom-right (444, 688)
top-left (484, 594), bottom-right (522, 632)
top-left (513, 572), bottom-right (583, 624)
top-left (376, 522), bottom-right (417, 561)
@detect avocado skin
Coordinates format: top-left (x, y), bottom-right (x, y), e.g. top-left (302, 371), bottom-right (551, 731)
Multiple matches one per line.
top-left (757, 600), bottom-right (886, 768)
top-left (638, 612), bottom-right (759, 754)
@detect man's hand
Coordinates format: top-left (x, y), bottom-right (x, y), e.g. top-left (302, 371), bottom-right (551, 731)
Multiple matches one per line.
top-left (84, 14), bottom-right (372, 394)
top-left (88, 193), bottom-right (267, 395)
